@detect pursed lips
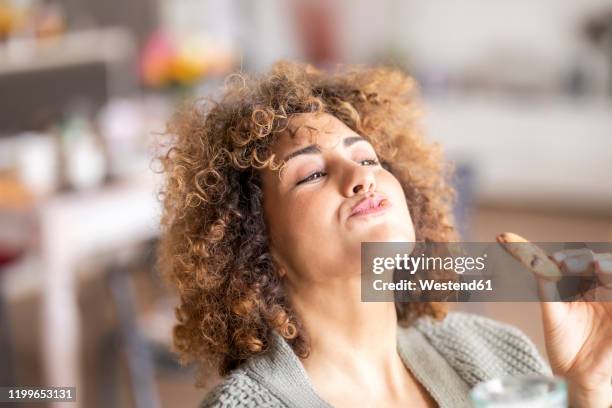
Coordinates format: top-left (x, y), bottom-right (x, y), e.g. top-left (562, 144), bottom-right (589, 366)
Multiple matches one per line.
top-left (349, 194), bottom-right (390, 217)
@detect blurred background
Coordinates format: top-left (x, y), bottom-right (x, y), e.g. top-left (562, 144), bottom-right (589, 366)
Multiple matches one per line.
top-left (0, 0), bottom-right (611, 406)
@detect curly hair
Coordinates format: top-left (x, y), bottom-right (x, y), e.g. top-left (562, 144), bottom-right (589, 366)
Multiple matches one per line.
top-left (157, 60), bottom-right (458, 382)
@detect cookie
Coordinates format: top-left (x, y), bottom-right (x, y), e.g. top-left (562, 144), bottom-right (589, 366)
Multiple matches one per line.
top-left (496, 232), bottom-right (563, 282)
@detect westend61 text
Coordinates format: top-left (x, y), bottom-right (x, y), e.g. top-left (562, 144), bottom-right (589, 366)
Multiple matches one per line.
top-left (373, 279), bottom-right (493, 292)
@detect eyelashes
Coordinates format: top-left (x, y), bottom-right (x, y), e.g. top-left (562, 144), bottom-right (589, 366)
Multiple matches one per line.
top-left (360, 159), bottom-right (379, 167)
top-left (296, 171), bottom-right (326, 185)
top-left (296, 158), bottom-right (380, 186)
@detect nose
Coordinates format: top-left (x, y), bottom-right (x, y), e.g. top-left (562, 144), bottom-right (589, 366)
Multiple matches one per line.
top-left (343, 162), bottom-right (377, 197)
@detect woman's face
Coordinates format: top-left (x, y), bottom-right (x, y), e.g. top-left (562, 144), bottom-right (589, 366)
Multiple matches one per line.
top-left (261, 113), bottom-right (415, 282)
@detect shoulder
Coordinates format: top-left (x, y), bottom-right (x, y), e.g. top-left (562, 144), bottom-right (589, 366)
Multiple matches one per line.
top-left (411, 311), bottom-right (552, 386)
top-left (200, 369), bottom-right (285, 408)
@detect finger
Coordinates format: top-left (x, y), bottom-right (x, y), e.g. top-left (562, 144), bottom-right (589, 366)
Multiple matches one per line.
top-left (594, 253), bottom-right (612, 289)
top-left (551, 248), bottom-right (595, 276)
top-left (578, 285), bottom-right (600, 302)
top-left (551, 249), bottom-right (601, 301)
top-left (535, 277), bottom-right (569, 324)
top-left (594, 254), bottom-right (612, 300)
top-left (535, 276), bottom-right (562, 302)
top-left (592, 285), bottom-right (612, 301)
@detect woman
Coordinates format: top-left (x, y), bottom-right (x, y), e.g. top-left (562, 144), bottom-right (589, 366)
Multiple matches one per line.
top-left (158, 61), bottom-right (612, 407)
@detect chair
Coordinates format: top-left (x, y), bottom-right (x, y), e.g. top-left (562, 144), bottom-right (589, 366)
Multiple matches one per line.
top-left (0, 246), bottom-right (23, 408)
top-left (95, 238), bottom-right (190, 408)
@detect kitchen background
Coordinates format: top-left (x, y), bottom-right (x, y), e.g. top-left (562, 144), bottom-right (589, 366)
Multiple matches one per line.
top-left (1, 0), bottom-right (611, 407)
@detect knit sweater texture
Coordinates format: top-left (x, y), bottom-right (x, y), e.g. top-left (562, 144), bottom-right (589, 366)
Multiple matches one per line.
top-left (200, 312), bottom-right (552, 407)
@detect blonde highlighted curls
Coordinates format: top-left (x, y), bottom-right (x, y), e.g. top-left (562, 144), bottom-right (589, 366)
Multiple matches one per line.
top-left (157, 60), bottom-right (457, 381)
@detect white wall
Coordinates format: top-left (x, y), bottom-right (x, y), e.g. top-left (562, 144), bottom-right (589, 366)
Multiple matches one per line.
top-left (339, 0), bottom-right (612, 70)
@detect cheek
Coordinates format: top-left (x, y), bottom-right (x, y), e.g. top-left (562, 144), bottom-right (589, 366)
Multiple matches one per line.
top-left (292, 194), bottom-right (347, 259)
top-left (263, 189), bottom-right (288, 244)
top-left (266, 190), bottom-right (330, 245)
top-left (383, 173), bottom-right (413, 221)
top-left (286, 190), bottom-right (335, 232)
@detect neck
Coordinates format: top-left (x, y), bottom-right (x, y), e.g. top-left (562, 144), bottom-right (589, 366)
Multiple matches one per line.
top-left (286, 273), bottom-right (401, 375)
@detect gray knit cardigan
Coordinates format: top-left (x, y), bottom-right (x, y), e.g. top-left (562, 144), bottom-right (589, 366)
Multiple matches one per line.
top-left (200, 312), bottom-right (552, 407)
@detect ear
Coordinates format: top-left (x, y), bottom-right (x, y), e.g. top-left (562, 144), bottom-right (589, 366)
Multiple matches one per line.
top-left (269, 245), bottom-right (288, 278)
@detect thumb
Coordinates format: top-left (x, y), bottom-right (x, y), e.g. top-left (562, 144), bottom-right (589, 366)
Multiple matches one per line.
top-left (536, 276), bottom-right (561, 302)
top-left (536, 277), bottom-right (569, 327)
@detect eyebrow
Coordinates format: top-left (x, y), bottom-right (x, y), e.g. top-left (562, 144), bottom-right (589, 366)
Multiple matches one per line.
top-left (282, 135), bottom-right (367, 163)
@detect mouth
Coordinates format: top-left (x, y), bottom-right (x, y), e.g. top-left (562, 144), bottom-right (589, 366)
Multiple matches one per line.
top-left (349, 194), bottom-right (391, 218)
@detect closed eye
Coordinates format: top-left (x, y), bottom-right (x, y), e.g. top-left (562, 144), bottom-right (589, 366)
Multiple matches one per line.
top-left (296, 170), bottom-right (327, 185)
top-left (296, 158), bottom-right (379, 186)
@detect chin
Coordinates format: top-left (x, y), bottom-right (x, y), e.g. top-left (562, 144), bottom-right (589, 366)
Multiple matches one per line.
top-left (361, 224), bottom-right (415, 243)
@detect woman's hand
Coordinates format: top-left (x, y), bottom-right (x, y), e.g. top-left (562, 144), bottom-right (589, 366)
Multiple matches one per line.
top-left (537, 250), bottom-right (612, 408)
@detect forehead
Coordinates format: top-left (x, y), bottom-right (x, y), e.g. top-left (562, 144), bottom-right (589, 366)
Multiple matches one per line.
top-left (271, 112), bottom-right (354, 154)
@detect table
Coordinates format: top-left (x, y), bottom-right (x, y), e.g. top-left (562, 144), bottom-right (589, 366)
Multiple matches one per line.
top-left (2, 175), bottom-right (159, 408)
